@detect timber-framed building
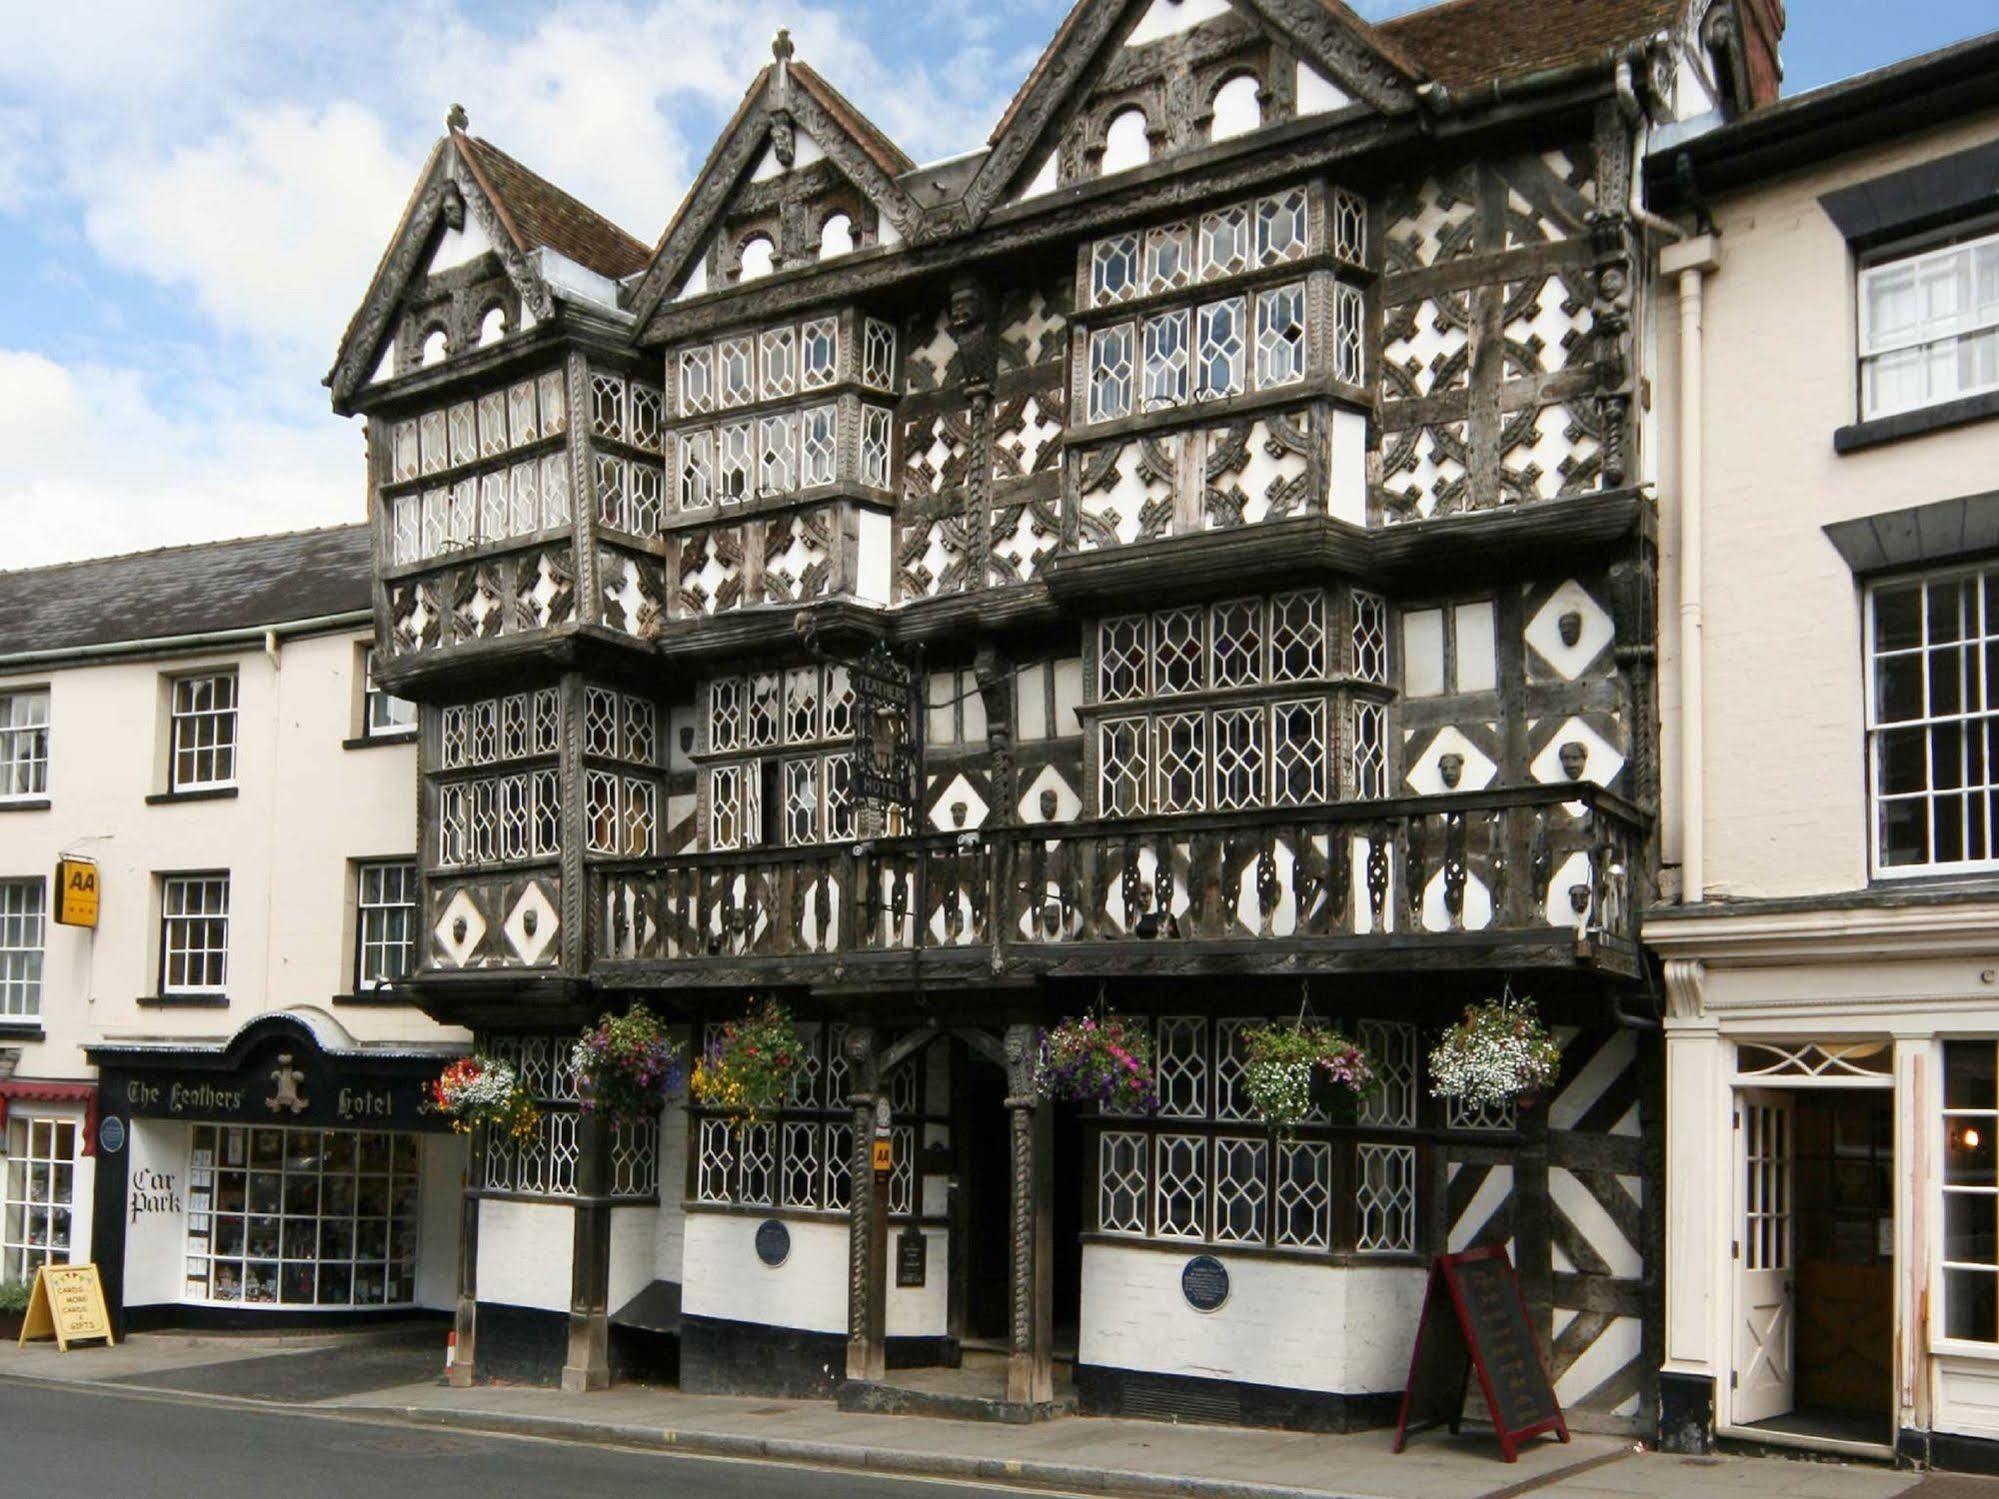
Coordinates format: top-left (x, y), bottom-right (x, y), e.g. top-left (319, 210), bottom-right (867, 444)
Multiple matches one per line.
top-left (328, 0), bottom-right (1783, 1434)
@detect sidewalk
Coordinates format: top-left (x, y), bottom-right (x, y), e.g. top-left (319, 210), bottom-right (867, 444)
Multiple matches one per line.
top-left (0, 1332), bottom-right (1927, 1499)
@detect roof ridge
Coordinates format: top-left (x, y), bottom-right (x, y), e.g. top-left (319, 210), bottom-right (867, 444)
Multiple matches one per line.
top-left (789, 59), bottom-right (917, 177)
top-left (455, 131), bottom-right (651, 264)
top-left (1, 522), bottom-right (369, 579)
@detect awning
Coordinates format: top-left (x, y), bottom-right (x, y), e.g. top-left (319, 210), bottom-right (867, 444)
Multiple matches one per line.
top-left (0, 1081), bottom-right (101, 1156)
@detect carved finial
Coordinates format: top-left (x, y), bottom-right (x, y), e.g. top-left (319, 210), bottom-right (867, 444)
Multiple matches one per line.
top-left (446, 103), bottom-right (468, 133)
top-left (772, 28), bottom-right (794, 65)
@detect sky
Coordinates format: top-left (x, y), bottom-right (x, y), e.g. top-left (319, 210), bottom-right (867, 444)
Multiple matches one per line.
top-left (2, 0), bottom-right (1994, 570)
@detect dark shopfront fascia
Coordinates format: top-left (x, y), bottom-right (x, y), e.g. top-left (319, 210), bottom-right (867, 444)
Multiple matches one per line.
top-left (87, 1010), bottom-right (466, 1333)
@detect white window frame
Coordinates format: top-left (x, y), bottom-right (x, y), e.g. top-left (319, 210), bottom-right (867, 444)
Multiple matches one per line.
top-left (1864, 564), bottom-right (1998, 878)
top-left (0, 879), bottom-right (45, 1018)
top-left (355, 861), bottom-right (417, 991)
top-left (0, 690), bottom-right (49, 801)
top-left (3, 1116), bottom-right (77, 1282)
top-left (169, 670), bottom-right (238, 792)
top-left (161, 873), bottom-right (230, 997)
top-left (1859, 226), bottom-right (1999, 421)
top-left (362, 649), bottom-right (416, 739)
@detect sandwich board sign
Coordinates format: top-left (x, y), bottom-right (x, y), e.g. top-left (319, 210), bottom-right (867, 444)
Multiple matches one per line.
top-left (1393, 1246), bottom-right (1567, 1462)
top-left (18, 1263), bottom-right (115, 1351)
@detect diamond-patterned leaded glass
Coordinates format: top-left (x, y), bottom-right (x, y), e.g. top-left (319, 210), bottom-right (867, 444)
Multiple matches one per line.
top-left (785, 667), bottom-right (821, 743)
top-left (1331, 186), bottom-right (1367, 264)
top-left (1271, 699), bottom-right (1328, 807)
top-left (1213, 1137), bottom-right (1268, 1244)
top-left (1211, 598), bottom-right (1263, 688)
top-left (1155, 1135), bottom-right (1207, 1240)
top-left (1155, 1018), bottom-right (1208, 1119)
top-left (759, 326), bottom-right (797, 400)
top-left (1358, 1020), bottom-right (1417, 1129)
top-left (1335, 282), bottom-right (1366, 386)
top-left (1352, 701), bottom-right (1387, 800)
top-left (719, 421), bottom-right (754, 503)
top-left (1355, 1143), bottom-right (1416, 1253)
top-left (1212, 707), bottom-right (1267, 810)
top-left (1269, 591), bottom-right (1326, 681)
top-left (681, 347), bottom-right (715, 414)
top-left (1254, 282), bottom-right (1307, 389)
top-left (1351, 590), bottom-right (1389, 684)
top-left (1274, 1140), bottom-right (1332, 1249)
top-left (1089, 322), bottom-right (1135, 422)
top-left (746, 673), bottom-right (780, 748)
top-left (861, 407), bottom-right (893, 490)
top-left (783, 758), bottom-right (819, 846)
top-left (1195, 298), bottom-right (1246, 400)
top-left (718, 336), bottom-right (754, 407)
top-left (1098, 615), bottom-right (1149, 701)
top-left (801, 317), bottom-right (839, 389)
top-left (862, 319), bottom-right (897, 390)
top-left (1153, 607), bottom-right (1204, 694)
top-left (1099, 1133), bottom-right (1149, 1234)
top-left (1154, 712), bottom-right (1206, 813)
top-left (801, 404), bottom-right (837, 487)
top-left (759, 412), bottom-right (798, 496)
top-left (1142, 309), bottom-right (1190, 412)
top-left (1198, 204), bottom-right (1251, 279)
top-left (1255, 189), bottom-right (1309, 266)
top-left (709, 678), bottom-right (744, 751)
top-left (679, 430), bottom-right (714, 510)
top-left (1098, 718), bottom-right (1149, 818)
top-left (1091, 232), bottom-right (1141, 306)
top-left (1145, 222), bottom-right (1192, 294)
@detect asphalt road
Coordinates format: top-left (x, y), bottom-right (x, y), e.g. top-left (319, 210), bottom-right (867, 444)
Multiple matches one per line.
top-left (0, 1379), bottom-right (1077, 1498)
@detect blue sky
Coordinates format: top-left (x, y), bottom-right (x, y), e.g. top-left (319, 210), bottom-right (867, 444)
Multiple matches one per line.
top-left (2, 0), bottom-right (1993, 568)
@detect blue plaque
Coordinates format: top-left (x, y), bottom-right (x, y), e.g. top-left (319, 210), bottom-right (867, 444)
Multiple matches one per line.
top-left (755, 1219), bottom-right (791, 1267)
top-left (98, 1115), bottom-right (127, 1155)
top-left (1181, 1254), bottom-right (1229, 1312)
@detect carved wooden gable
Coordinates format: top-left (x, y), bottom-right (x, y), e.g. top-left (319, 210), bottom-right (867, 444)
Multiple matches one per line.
top-left (965, 0), bottom-right (1419, 223)
top-left (631, 42), bottom-right (923, 333)
top-left (329, 132), bottom-right (559, 408)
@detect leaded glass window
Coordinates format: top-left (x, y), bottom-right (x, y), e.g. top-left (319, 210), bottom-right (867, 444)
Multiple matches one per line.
top-left (1089, 322), bottom-right (1135, 422)
top-left (1195, 298), bottom-right (1246, 400)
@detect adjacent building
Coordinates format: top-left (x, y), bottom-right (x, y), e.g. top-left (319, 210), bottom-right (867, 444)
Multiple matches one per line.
top-left (329, 0), bottom-right (1785, 1430)
top-left (0, 528), bottom-right (467, 1326)
top-left (1644, 31), bottom-right (1999, 1467)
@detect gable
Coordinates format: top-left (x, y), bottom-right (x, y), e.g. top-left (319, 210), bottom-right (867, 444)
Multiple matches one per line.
top-left (630, 47), bottom-right (921, 334)
top-left (966, 0), bottom-right (1419, 224)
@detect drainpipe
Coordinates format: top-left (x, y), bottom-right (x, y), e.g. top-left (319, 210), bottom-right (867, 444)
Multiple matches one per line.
top-left (1661, 235), bottom-right (1722, 903)
top-left (1615, 50), bottom-right (1689, 244)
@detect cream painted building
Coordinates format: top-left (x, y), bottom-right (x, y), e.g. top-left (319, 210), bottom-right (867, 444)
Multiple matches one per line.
top-left (1642, 32), bottom-right (1999, 1467)
top-left (0, 526), bottom-right (467, 1326)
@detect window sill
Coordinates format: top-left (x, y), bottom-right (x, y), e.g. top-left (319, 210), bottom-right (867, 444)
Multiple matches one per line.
top-left (0, 1023), bottom-right (47, 1042)
top-left (342, 731), bottom-right (417, 752)
top-left (330, 990), bottom-right (416, 1007)
top-left (137, 994), bottom-right (231, 1009)
top-left (0, 798), bottom-right (50, 813)
top-left (145, 786), bottom-right (239, 806)
top-left (1835, 390), bottom-right (1999, 453)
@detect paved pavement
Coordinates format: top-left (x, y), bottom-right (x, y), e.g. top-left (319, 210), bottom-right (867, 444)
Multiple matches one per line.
top-left (0, 1328), bottom-right (1947, 1499)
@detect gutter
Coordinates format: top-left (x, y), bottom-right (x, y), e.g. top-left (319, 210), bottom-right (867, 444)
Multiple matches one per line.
top-left (0, 609), bottom-right (372, 673)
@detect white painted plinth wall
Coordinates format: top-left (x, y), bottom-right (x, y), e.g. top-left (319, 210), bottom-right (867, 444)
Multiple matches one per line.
top-left (1079, 1243), bottom-right (1426, 1393)
top-left (477, 1198), bottom-right (574, 1312)
top-left (681, 1212), bottom-right (948, 1338)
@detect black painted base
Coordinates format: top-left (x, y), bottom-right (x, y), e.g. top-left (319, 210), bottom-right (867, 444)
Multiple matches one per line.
top-left (470, 1302), bottom-right (569, 1386)
top-left (1902, 1426), bottom-right (1999, 1475)
top-left (122, 1304), bottom-right (451, 1335)
top-left (1657, 1371), bottom-right (1716, 1455)
top-left (681, 1314), bottom-right (846, 1398)
top-left (1075, 1363), bottom-right (1401, 1433)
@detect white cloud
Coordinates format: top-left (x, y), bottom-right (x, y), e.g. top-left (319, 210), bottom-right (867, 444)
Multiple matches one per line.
top-left (0, 350), bottom-right (362, 570)
top-left (82, 101), bottom-right (418, 360)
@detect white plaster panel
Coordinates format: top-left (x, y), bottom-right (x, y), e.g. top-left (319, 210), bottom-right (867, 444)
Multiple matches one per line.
top-left (1016, 153), bottom-right (1059, 203)
top-left (1078, 1243), bottom-right (1424, 1393)
top-left (886, 1228), bottom-right (949, 1338)
top-left (1403, 610), bottom-right (1445, 697)
top-left (1296, 63), bottom-right (1352, 117)
top-left (1405, 726), bottom-right (1497, 796)
top-left (682, 1213), bottom-right (848, 1334)
top-left (608, 1204), bottom-right (660, 1315)
top-left (856, 507), bottom-right (892, 604)
top-left (122, 1121), bottom-right (189, 1308)
top-left (424, 212), bottom-right (495, 276)
top-left (1549, 1167), bottom-right (1641, 1280)
top-left (477, 1198), bottom-right (574, 1312)
top-left (1126, 0), bottom-right (1233, 46)
top-left (1331, 408), bottom-right (1368, 526)
top-left (1455, 601), bottom-right (1497, 690)
top-left (1554, 1312), bottom-right (1642, 1418)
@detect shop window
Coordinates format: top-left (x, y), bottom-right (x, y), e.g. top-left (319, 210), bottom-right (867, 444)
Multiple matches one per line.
top-left (1867, 563), bottom-right (1998, 876)
top-left (355, 861), bottom-right (417, 991)
top-left (0, 879), bottom-right (44, 1018)
top-left (168, 671), bottom-right (238, 792)
top-left (2, 1117), bottom-right (74, 1281)
top-left (160, 873), bottom-right (229, 997)
top-left (0, 689), bottom-right (49, 800)
top-left (1944, 1042), bottom-right (1999, 1341)
top-left (184, 1125), bottom-right (419, 1307)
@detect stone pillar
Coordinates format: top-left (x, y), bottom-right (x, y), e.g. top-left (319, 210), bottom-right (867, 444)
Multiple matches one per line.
top-left (449, 1122), bottom-right (483, 1388)
top-left (562, 1111), bottom-right (613, 1392)
top-left (843, 1027), bottom-right (884, 1382)
top-left (1004, 1023), bottom-right (1053, 1406)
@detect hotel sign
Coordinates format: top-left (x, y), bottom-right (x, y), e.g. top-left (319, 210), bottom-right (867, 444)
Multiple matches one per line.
top-left (53, 858), bottom-right (99, 928)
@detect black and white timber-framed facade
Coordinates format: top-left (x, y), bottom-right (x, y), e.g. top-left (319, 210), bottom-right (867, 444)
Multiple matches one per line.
top-left (328, 0), bottom-right (1785, 1433)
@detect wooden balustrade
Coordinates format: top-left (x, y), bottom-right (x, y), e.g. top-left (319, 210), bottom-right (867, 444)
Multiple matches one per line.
top-left (589, 785), bottom-right (1647, 979)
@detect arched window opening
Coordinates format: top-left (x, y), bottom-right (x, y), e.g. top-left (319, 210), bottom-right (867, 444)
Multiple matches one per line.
top-left (819, 213), bottom-right (855, 260)
top-left (421, 327), bottom-right (449, 367)
top-left (477, 305), bottom-right (508, 346)
top-left (1210, 75), bottom-right (1263, 141)
top-left (739, 235), bottom-right (776, 281)
top-left (1101, 108), bottom-right (1151, 175)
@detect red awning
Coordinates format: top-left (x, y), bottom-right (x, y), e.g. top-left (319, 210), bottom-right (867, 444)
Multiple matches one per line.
top-left (0, 1081), bottom-right (101, 1156)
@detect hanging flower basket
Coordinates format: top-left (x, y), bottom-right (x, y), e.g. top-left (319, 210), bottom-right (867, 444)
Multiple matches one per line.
top-left (1240, 1021), bottom-right (1377, 1135)
top-left (1035, 1012), bottom-right (1157, 1114)
top-left (1429, 994), bottom-right (1563, 1111)
top-left (571, 1005), bottom-right (686, 1123)
top-left (427, 1057), bottom-right (542, 1142)
top-left (690, 999), bottom-right (804, 1124)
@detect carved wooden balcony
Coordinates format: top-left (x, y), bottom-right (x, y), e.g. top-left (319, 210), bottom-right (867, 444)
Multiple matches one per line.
top-left (589, 784), bottom-right (1646, 988)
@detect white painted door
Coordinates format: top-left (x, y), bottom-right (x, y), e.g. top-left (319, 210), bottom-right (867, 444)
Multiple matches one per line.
top-left (1733, 1091), bottom-right (1795, 1425)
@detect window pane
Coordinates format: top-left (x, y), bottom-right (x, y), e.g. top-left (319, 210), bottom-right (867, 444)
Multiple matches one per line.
top-left (1947, 1268), bottom-right (1999, 1342)
top-left (1947, 1191), bottom-right (1998, 1266)
top-left (1947, 1116), bottom-right (1997, 1188)
top-left (1948, 1041), bottom-right (1998, 1110)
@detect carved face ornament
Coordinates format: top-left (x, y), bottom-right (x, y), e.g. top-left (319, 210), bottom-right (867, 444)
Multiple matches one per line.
top-left (1559, 741), bottom-right (1590, 782)
top-left (1557, 610), bottom-right (1584, 649)
top-left (1437, 752), bottom-right (1465, 790)
top-left (1038, 788), bottom-right (1060, 821)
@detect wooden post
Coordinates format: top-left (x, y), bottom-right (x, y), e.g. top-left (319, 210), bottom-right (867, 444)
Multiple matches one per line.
top-left (561, 1111), bottom-right (613, 1392)
top-left (449, 1122), bottom-right (482, 1387)
top-left (844, 1028), bottom-right (884, 1383)
top-left (1005, 1023), bottom-right (1052, 1406)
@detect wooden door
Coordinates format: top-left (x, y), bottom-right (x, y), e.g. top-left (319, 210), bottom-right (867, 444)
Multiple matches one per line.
top-left (1734, 1092), bottom-right (1795, 1424)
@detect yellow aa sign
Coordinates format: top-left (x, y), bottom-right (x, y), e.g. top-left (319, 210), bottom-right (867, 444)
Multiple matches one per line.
top-left (53, 858), bottom-right (98, 929)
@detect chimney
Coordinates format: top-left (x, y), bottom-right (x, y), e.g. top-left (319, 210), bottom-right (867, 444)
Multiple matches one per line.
top-left (1733, 0), bottom-right (1785, 109)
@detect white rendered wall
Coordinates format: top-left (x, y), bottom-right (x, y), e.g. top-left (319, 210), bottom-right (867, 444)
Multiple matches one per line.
top-left (683, 1213), bottom-right (847, 1333)
top-left (1079, 1243), bottom-right (1424, 1393)
top-left (607, 1203), bottom-right (658, 1315)
top-left (415, 1134), bottom-right (467, 1311)
top-left (477, 1198), bottom-right (574, 1312)
top-left (121, 1120), bottom-right (188, 1308)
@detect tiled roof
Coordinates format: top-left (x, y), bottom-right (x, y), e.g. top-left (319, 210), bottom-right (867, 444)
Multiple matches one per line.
top-left (0, 525), bottom-right (374, 661)
top-left (454, 131), bottom-right (652, 281)
top-left (1381, 0), bottom-right (1689, 91)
